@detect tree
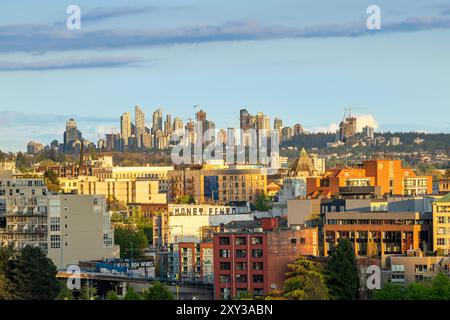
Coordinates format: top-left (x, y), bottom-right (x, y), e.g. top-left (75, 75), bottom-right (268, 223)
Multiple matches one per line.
top-left (429, 273), bottom-right (450, 300)
top-left (283, 256), bottom-right (328, 300)
top-left (114, 228), bottom-right (148, 259)
top-left (0, 244), bottom-right (16, 299)
top-left (81, 285), bottom-right (98, 300)
top-left (105, 291), bottom-right (121, 300)
top-left (325, 238), bottom-right (360, 300)
top-left (176, 195), bottom-right (195, 204)
top-left (124, 288), bottom-right (143, 300)
top-left (44, 169), bottom-right (60, 193)
top-left (6, 245), bottom-right (60, 300)
top-left (56, 284), bottom-right (74, 300)
top-left (143, 282), bottom-right (174, 300)
top-left (255, 193), bottom-right (272, 211)
top-left (372, 273), bottom-right (450, 300)
top-left (107, 196), bottom-right (127, 212)
top-left (372, 283), bottom-right (405, 300)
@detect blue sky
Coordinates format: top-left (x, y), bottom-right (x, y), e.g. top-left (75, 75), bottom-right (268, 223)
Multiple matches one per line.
top-left (0, 0), bottom-right (449, 151)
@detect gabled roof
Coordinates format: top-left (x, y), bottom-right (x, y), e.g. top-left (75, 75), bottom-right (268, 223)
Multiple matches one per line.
top-left (290, 148), bottom-right (315, 175)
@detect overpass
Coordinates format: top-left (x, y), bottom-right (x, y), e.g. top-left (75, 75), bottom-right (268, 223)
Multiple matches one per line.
top-left (57, 271), bottom-right (214, 300)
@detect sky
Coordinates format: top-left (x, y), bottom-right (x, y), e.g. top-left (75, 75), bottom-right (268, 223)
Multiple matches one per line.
top-left (0, 0), bottom-right (449, 152)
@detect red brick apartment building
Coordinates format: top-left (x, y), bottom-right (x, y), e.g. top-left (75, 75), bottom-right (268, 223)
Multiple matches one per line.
top-left (213, 218), bottom-right (318, 299)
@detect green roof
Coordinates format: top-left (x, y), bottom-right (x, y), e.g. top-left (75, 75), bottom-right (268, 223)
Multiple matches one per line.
top-left (436, 193), bottom-right (450, 203)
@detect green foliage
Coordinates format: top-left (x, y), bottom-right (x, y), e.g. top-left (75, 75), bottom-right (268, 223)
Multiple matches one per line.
top-left (143, 282), bottom-right (174, 300)
top-left (15, 152), bottom-right (33, 171)
top-left (372, 283), bottom-right (405, 300)
top-left (81, 285), bottom-right (98, 300)
top-left (283, 256), bottom-right (328, 300)
top-left (325, 238), bottom-right (360, 300)
top-left (107, 196), bottom-right (127, 212)
top-left (114, 228), bottom-right (148, 259)
top-left (255, 193), bottom-right (272, 211)
top-left (124, 288), bottom-right (143, 300)
top-left (176, 195), bottom-right (195, 204)
top-left (105, 291), bottom-right (121, 300)
top-left (3, 245), bottom-right (60, 300)
top-left (56, 284), bottom-right (74, 300)
top-left (373, 273), bottom-right (450, 300)
top-left (44, 169), bottom-right (60, 193)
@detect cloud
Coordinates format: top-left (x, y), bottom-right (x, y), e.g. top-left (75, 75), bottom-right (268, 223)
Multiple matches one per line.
top-left (0, 56), bottom-right (142, 71)
top-left (311, 123), bottom-right (339, 134)
top-left (1, 16), bottom-right (450, 54)
top-left (81, 6), bottom-right (158, 23)
top-left (0, 111), bottom-right (117, 152)
top-left (308, 114), bottom-right (378, 134)
top-left (355, 114), bottom-right (379, 132)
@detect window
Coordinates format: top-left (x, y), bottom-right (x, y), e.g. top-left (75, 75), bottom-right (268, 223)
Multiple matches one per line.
top-left (50, 217), bottom-right (60, 232)
top-left (219, 275), bottom-right (231, 283)
top-left (236, 237), bottom-right (247, 245)
top-left (438, 216), bottom-right (445, 223)
top-left (103, 234), bottom-right (113, 247)
top-left (236, 275), bottom-right (247, 283)
top-left (252, 249), bottom-right (263, 258)
top-left (220, 262), bottom-right (231, 270)
top-left (252, 237), bottom-right (263, 245)
top-left (219, 237), bottom-right (231, 245)
top-left (291, 239), bottom-right (297, 244)
top-left (253, 262), bottom-right (263, 271)
top-left (415, 265), bottom-right (428, 273)
top-left (437, 238), bottom-right (446, 246)
top-left (50, 235), bottom-right (60, 249)
top-left (253, 275), bottom-right (264, 283)
top-left (236, 249), bottom-right (247, 258)
top-left (220, 249), bottom-right (231, 258)
top-left (236, 262), bottom-right (247, 271)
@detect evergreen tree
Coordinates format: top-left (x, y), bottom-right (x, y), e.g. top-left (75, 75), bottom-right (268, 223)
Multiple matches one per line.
top-left (325, 238), bottom-right (360, 300)
top-left (283, 256), bottom-right (328, 300)
top-left (7, 245), bottom-right (60, 300)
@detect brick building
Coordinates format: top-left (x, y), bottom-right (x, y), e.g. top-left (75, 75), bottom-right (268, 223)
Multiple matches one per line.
top-left (213, 218), bottom-right (318, 299)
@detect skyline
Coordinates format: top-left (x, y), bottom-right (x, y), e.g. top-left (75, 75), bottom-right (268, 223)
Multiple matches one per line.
top-left (1, 0), bottom-right (450, 151)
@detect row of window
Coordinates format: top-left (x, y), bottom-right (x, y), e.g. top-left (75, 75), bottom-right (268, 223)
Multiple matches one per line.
top-left (220, 260), bottom-right (264, 271)
top-left (219, 236), bottom-right (263, 246)
top-left (219, 274), bottom-right (264, 284)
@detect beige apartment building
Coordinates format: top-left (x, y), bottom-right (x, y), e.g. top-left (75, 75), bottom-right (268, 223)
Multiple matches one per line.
top-left (60, 176), bottom-right (167, 205)
top-left (385, 251), bottom-right (450, 284)
top-left (0, 170), bottom-right (119, 269)
top-left (168, 165), bottom-right (268, 204)
top-left (59, 165), bottom-right (173, 205)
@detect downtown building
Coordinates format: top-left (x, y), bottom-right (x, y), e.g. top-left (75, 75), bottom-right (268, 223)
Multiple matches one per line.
top-left (0, 170), bottom-right (119, 269)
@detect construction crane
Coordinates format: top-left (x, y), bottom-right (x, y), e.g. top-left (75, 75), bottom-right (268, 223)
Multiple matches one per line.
top-left (342, 107), bottom-right (367, 121)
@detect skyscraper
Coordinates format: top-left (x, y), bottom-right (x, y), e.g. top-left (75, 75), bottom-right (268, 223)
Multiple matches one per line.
top-left (274, 118), bottom-right (283, 131)
top-left (63, 118), bottom-right (82, 153)
top-left (293, 124), bottom-right (304, 136)
top-left (120, 112), bottom-right (131, 149)
top-left (196, 109), bottom-right (207, 134)
top-left (135, 106), bottom-right (145, 148)
top-left (173, 117), bottom-right (184, 133)
top-left (152, 108), bottom-right (163, 134)
top-left (164, 114), bottom-right (172, 135)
